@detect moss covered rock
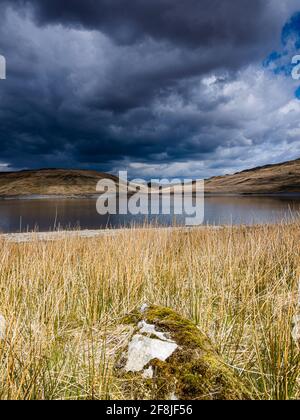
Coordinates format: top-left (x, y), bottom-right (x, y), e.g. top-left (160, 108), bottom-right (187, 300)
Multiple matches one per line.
top-left (115, 305), bottom-right (251, 400)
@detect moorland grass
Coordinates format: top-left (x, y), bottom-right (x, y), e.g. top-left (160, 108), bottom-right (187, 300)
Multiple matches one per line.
top-left (0, 222), bottom-right (299, 400)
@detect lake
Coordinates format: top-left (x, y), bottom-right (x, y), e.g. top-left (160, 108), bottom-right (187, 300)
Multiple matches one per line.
top-left (0, 194), bottom-right (300, 233)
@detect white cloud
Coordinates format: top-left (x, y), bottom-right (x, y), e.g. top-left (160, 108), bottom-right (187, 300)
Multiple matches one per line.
top-left (132, 65), bottom-right (300, 179)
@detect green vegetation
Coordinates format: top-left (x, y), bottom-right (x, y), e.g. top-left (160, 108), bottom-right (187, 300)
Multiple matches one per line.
top-left (120, 305), bottom-right (251, 400)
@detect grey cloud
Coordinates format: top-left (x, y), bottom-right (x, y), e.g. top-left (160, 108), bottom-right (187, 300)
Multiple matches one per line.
top-left (4, 0), bottom-right (296, 48)
top-left (0, 1), bottom-right (299, 177)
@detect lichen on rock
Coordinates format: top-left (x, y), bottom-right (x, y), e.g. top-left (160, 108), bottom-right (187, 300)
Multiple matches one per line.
top-left (125, 333), bottom-right (178, 373)
top-left (115, 305), bottom-right (251, 400)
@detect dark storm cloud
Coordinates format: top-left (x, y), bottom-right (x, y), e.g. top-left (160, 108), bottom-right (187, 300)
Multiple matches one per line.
top-left (5, 0), bottom-right (285, 48)
top-left (0, 0), bottom-right (299, 177)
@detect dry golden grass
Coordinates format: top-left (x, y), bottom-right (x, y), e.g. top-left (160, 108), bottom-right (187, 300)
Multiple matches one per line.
top-left (0, 222), bottom-right (299, 400)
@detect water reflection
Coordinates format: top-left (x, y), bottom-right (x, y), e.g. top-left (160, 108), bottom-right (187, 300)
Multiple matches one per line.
top-left (0, 194), bottom-right (299, 233)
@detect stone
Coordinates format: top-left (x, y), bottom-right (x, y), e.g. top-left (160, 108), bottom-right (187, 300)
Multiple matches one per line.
top-left (142, 367), bottom-right (154, 379)
top-left (140, 304), bottom-right (148, 313)
top-left (137, 320), bottom-right (173, 342)
top-left (115, 305), bottom-right (251, 400)
top-left (125, 334), bottom-right (178, 373)
top-left (0, 314), bottom-right (6, 340)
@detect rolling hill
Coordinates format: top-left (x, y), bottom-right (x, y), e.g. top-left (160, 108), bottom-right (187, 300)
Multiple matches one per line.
top-left (205, 158), bottom-right (300, 194)
top-left (0, 169), bottom-right (121, 197)
top-left (0, 158), bottom-right (300, 197)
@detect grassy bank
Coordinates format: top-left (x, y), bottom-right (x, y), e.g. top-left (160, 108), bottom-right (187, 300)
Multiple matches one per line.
top-left (0, 223), bottom-right (299, 400)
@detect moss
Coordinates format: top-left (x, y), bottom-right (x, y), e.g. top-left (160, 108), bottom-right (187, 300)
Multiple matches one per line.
top-left (116, 305), bottom-right (251, 400)
top-left (148, 350), bottom-right (250, 400)
top-left (121, 311), bottom-right (143, 326)
top-left (144, 306), bottom-right (213, 351)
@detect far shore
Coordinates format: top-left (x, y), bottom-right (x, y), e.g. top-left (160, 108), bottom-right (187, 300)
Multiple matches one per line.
top-left (1, 192), bottom-right (300, 201)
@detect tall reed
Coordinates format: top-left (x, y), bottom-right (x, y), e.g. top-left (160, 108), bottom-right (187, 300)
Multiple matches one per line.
top-left (0, 222), bottom-right (299, 399)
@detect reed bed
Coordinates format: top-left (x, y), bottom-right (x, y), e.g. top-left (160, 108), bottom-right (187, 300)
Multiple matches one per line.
top-left (0, 222), bottom-right (299, 400)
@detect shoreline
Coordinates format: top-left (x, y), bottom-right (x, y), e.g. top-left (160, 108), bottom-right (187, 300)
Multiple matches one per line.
top-left (0, 226), bottom-right (224, 243)
top-left (1, 192), bottom-right (300, 201)
top-left (1, 219), bottom-right (298, 243)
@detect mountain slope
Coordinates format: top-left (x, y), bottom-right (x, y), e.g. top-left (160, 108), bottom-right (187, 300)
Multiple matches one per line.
top-left (0, 169), bottom-right (120, 197)
top-left (205, 158), bottom-right (300, 194)
top-left (0, 158), bottom-right (300, 197)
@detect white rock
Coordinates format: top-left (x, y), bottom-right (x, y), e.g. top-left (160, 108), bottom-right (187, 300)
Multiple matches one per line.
top-left (125, 334), bottom-right (178, 372)
top-left (138, 321), bottom-right (172, 342)
top-left (142, 367), bottom-right (154, 379)
top-left (0, 314), bottom-right (6, 340)
top-left (140, 304), bottom-right (148, 313)
top-left (169, 392), bottom-right (179, 400)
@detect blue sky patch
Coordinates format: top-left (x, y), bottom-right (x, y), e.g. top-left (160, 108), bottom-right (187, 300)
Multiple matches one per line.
top-left (282, 12), bottom-right (300, 48)
top-left (265, 12), bottom-right (300, 99)
top-left (295, 86), bottom-right (300, 99)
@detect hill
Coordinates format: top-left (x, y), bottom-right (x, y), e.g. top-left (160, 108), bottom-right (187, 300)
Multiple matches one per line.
top-left (0, 169), bottom-right (121, 197)
top-left (0, 158), bottom-right (300, 197)
top-left (205, 158), bottom-right (300, 194)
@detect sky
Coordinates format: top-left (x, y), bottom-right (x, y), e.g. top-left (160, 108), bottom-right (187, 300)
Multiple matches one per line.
top-left (0, 0), bottom-right (300, 179)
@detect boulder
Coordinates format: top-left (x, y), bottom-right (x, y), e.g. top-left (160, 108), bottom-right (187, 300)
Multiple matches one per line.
top-left (115, 305), bottom-right (251, 400)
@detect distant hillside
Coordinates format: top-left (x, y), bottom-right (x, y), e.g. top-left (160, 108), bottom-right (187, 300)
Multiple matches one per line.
top-left (205, 158), bottom-right (300, 194)
top-left (0, 169), bottom-right (120, 197)
top-left (0, 158), bottom-right (300, 197)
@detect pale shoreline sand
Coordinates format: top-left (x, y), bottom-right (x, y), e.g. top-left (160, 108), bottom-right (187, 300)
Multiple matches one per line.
top-left (0, 226), bottom-right (223, 243)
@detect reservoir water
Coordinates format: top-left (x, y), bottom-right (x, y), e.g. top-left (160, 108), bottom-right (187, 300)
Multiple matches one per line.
top-left (0, 194), bottom-right (300, 233)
